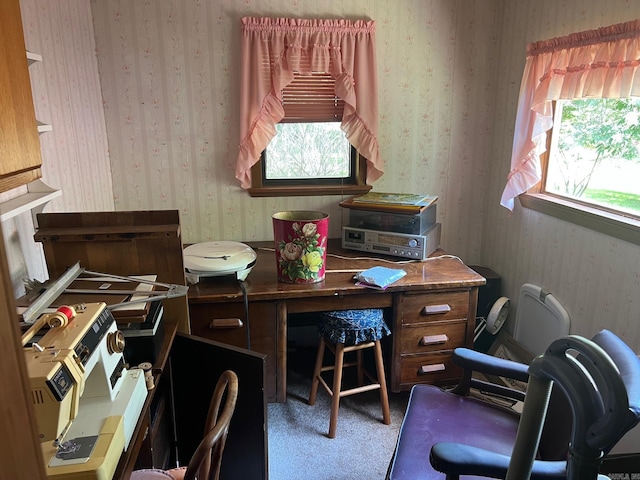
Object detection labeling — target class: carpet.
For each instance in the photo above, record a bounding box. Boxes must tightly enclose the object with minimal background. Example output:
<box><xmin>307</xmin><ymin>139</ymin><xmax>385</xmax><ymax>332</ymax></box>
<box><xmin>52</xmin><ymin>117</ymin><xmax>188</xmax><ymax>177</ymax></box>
<box><xmin>267</xmin><ymin>346</ymin><xmax>410</xmax><ymax>480</ymax></box>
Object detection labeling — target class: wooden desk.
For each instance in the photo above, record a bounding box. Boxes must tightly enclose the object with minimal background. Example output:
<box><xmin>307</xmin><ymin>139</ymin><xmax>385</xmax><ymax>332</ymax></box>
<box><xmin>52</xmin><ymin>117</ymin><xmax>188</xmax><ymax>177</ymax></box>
<box><xmin>188</xmin><ymin>240</ymin><xmax>486</xmax><ymax>403</ymax></box>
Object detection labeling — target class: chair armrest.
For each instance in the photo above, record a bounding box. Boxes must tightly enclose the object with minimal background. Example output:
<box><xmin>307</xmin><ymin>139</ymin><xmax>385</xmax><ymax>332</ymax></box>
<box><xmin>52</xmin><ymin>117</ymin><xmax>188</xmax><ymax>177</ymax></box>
<box><xmin>430</xmin><ymin>443</ymin><xmax>567</xmax><ymax>479</ymax></box>
<box><xmin>453</xmin><ymin>348</ymin><xmax>530</xmax><ymax>382</ymax></box>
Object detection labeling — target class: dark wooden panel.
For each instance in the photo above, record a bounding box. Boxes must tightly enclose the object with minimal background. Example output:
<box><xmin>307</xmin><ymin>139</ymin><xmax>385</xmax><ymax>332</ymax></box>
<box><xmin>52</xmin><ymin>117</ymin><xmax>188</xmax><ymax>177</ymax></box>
<box><xmin>189</xmin><ymin>301</ymin><xmax>277</xmax><ymax>402</ymax></box>
<box><xmin>171</xmin><ymin>334</ymin><xmax>267</xmax><ymax>480</ymax></box>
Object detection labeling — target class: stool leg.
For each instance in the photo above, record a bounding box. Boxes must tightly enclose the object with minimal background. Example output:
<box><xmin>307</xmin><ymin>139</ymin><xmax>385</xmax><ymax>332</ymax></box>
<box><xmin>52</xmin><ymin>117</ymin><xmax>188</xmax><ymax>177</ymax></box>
<box><xmin>356</xmin><ymin>349</ymin><xmax>364</xmax><ymax>386</ymax></box>
<box><xmin>374</xmin><ymin>340</ymin><xmax>391</xmax><ymax>425</ymax></box>
<box><xmin>308</xmin><ymin>338</ymin><xmax>325</xmax><ymax>406</ymax></box>
<box><xmin>328</xmin><ymin>342</ymin><xmax>345</xmax><ymax>438</ymax></box>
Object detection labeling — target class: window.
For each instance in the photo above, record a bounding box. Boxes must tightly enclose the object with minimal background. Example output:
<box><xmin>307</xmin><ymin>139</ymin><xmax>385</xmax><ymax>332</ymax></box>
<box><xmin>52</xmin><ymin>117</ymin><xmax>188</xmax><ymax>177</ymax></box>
<box><xmin>502</xmin><ymin>19</ymin><xmax>640</xmax><ymax>245</ymax></box>
<box><xmin>543</xmin><ymin>98</ymin><xmax>640</xmax><ymax>218</ymax></box>
<box><xmin>262</xmin><ymin>123</ymin><xmax>355</xmax><ymax>184</ymax></box>
<box><xmin>254</xmin><ymin>68</ymin><xmax>364</xmax><ymax>192</ymax></box>
<box><xmin>236</xmin><ymin>17</ymin><xmax>383</xmax><ymax>196</ymax></box>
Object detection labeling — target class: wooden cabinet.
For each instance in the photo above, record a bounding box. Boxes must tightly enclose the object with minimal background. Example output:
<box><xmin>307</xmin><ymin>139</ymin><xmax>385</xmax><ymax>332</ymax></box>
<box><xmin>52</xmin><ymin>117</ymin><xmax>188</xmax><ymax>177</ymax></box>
<box><xmin>189</xmin><ymin>301</ymin><xmax>278</xmax><ymax>402</ymax></box>
<box><xmin>0</xmin><ymin>0</ymin><xmax>42</xmax><ymax>193</ymax></box>
<box><xmin>391</xmin><ymin>289</ymin><xmax>477</xmax><ymax>391</ymax></box>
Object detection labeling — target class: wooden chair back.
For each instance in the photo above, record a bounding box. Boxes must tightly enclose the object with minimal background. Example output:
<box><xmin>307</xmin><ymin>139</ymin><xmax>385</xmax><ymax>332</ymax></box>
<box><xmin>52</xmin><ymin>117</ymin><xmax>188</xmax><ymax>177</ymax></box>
<box><xmin>183</xmin><ymin>370</ymin><xmax>239</xmax><ymax>480</ymax></box>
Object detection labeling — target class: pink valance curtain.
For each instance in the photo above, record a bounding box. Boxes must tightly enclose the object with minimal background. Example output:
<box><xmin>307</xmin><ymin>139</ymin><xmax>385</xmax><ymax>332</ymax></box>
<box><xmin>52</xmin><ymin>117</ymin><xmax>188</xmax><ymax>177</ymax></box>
<box><xmin>235</xmin><ymin>17</ymin><xmax>384</xmax><ymax>189</ymax></box>
<box><xmin>501</xmin><ymin>19</ymin><xmax>640</xmax><ymax>210</ymax></box>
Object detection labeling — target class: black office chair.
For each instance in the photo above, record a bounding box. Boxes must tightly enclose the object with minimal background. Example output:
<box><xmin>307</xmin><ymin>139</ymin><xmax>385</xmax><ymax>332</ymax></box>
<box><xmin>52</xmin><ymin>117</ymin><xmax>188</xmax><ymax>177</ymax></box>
<box><xmin>387</xmin><ymin>329</ymin><xmax>640</xmax><ymax>480</ymax></box>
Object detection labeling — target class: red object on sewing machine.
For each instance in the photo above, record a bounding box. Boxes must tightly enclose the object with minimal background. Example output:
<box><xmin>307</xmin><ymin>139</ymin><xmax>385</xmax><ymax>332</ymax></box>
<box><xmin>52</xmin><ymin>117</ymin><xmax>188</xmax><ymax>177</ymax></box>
<box><xmin>55</xmin><ymin>305</ymin><xmax>76</xmax><ymax>326</ymax></box>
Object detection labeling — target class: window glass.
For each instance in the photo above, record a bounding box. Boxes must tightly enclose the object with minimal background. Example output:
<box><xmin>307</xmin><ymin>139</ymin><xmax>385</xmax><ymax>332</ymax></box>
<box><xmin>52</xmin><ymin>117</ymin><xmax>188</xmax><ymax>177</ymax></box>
<box><xmin>264</xmin><ymin>122</ymin><xmax>351</xmax><ymax>181</ymax></box>
<box><xmin>546</xmin><ymin>98</ymin><xmax>640</xmax><ymax>218</ymax></box>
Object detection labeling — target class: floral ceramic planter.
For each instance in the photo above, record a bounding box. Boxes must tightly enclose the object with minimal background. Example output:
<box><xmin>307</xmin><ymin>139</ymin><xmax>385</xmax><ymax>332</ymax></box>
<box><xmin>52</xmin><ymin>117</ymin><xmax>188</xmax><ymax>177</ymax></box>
<box><xmin>272</xmin><ymin>211</ymin><xmax>329</xmax><ymax>283</ymax></box>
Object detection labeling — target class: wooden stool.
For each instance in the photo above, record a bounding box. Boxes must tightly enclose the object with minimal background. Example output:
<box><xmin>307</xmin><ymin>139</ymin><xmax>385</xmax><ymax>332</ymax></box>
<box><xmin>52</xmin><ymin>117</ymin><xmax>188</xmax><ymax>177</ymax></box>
<box><xmin>308</xmin><ymin>309</ymin><xmax>391</xmax><ymax>438</ymax></box>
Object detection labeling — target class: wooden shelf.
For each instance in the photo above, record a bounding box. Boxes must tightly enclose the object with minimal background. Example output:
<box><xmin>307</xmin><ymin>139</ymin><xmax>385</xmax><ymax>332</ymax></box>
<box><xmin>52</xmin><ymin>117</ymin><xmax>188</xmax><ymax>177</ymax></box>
<box><xmin>28</xmin><ymin>57</ymin><xmax>52</xmax><ymax>134</ymax></box>
<box><xmin>0</xmin><ymin>179</ymin><xmax>61</xmax><ymax>223</ymax></box>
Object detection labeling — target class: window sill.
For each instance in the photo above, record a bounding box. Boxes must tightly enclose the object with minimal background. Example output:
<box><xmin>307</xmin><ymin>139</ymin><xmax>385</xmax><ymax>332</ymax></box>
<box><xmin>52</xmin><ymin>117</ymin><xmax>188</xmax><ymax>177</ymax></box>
<box><xmin>519</xmin><ymin>193</ymin><xmax>640</xmax><ymax>246</ymax></box>
<box><xmin>248</xmin><ymin>184</ymin><xmax>371</xmax><ymax>197</ymax></box>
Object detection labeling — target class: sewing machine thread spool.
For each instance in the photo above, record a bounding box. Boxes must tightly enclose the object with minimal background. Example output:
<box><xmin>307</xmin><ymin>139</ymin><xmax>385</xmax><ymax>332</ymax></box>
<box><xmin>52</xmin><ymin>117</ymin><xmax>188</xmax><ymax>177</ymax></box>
<box><xmin>47</xmin><ymin>305</ymin><xmax>77</xmax><ymax>328</ymax></box>
<box><xmin>138</xmin><ymin>362</ymin><xmax>155</xmax><ymax>390</ymax></box>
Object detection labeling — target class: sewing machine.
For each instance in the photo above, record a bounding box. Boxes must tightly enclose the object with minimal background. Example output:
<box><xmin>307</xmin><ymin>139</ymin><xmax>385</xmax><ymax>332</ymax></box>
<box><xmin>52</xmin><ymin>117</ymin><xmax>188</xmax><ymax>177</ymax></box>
<box><xmin>23</xmin><ymin>302</ymin><xmax>148</xmax><ymax>480</ymax></box>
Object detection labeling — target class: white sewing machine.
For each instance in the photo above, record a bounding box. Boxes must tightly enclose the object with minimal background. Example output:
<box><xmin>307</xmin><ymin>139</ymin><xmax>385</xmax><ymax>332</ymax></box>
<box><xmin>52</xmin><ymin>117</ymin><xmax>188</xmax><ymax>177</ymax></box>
<box><xmin>23</xmin><ymin>302</ymin><xmax>148</xmax><ymax>480</ymax></box>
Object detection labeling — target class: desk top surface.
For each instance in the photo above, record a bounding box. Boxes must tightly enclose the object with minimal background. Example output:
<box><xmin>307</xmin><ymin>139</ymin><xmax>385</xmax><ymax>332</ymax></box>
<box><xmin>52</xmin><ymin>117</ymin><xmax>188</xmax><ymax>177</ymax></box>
<box><xmin>188</xmin><ymin>240</ymin><xmax>485</xmax><ymax>303</ymax></box>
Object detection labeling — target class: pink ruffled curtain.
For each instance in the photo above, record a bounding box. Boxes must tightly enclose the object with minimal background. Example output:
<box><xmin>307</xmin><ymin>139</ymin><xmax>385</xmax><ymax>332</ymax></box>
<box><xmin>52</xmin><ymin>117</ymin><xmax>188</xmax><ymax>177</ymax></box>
<box><xmin>235</xmin><ymin>17</ymin><xmax>384</xmax><ymax>189</ymax></box>
<box><xmin>501</xmin><ymin>19</ymin><xmax>640</xmax><ymax>210</ymax></box>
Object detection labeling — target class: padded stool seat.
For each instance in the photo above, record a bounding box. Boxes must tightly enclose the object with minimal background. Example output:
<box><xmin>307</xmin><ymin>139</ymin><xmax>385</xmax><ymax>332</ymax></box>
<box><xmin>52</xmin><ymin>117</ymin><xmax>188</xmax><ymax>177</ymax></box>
<box><xmin>309</xmin><ymin>308</ymin><xmax>391</xmax><ymax>438</ymax></box>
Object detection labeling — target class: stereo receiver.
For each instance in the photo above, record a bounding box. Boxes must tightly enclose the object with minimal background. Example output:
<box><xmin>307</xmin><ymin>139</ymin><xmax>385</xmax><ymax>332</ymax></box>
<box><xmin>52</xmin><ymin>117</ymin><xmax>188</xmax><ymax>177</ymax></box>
<box><xmin>342</xmin><ymin>223</ymin><xmax>441</xmax><ymax>260</ymax></box>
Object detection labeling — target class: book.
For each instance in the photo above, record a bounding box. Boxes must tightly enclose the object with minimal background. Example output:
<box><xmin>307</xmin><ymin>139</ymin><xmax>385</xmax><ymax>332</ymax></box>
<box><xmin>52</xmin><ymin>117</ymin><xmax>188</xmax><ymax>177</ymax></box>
<box><xmin>352</xmin><ymin>192</ymin><xmax>437</xmax><ymax>207</ymax></box>
<box><xmin>355</xmin><ymin>266</ymin><xmax>407</xmax><ymax>290</ymax></box>
<box><xmin>121</xmin><ymin>301</ymin><xmax>164</xmax><ymax>337</ymax></box>
<box><xmin>340</xmin><ymin>193</ymin><xmax>437</xmax><ymax>214</ymax></box>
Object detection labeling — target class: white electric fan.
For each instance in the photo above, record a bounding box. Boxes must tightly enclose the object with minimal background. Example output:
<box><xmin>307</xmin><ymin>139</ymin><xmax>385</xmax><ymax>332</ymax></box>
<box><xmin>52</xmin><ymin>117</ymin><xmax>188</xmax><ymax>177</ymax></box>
<box><xmin>474</xmin><ymin>296</ymin><xmax>510</xmax><ymax>342</ymax></box>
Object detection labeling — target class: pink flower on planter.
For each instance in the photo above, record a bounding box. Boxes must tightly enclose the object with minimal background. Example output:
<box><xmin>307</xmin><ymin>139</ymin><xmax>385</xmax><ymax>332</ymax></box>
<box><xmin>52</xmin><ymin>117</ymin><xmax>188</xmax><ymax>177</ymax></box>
<box><xmin>302</xmin><ymin>222</ymin><xmax>317</xmax><ymax>237</ymax></box>
<box><xmin>281</xmin><ymin>242</ymin><xmax>303</xmax><ymax>261</ymax></box>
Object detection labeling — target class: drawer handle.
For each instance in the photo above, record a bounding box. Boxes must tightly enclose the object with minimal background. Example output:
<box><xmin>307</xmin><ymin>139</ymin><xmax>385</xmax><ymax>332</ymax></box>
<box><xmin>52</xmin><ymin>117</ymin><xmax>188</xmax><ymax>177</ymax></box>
<box><xmin>422</xmin><ymin>304</ymin><xmax>451</xmax><ymax>315</ymax></box>
<box><xmin>209</xmin><ymin>318</ymin><xmax>244</xmax><ymax>329</ymax></box>
<box><xmin>418</xmin><ymin>363</ymin><xmax>446</xmax><ymax>375</ymax></box>
<box><xmin>419</xmin><ymin>334</ymin><xmax>449</xmax><ymax>346</ymax></box>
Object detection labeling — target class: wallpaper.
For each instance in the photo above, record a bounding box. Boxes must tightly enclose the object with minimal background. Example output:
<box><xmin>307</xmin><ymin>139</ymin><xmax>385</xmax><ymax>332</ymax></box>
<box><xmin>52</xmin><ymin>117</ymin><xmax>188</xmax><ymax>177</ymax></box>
<box><xmin>89</xmin><ymin>0</ymin><xmax>498</xmax><ymax>261</ymax></box>
<box><xmin>20</xmin><ymin>0</ymin><xmax>113</xmax><ymax>213</ymax></box>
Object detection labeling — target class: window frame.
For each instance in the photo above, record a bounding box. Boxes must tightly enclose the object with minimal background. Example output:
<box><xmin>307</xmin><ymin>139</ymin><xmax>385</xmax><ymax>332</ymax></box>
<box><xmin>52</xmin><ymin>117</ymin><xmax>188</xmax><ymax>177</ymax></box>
<box><xmin>246</xmin><ymin>67</ymin><xmax>371</xmax><ymax>198</ymax></box>
<box><xmin>520</xmin><ymin>100</ymin><xmax>640</xmax><ymax>246</ymax></box>
<box><xmin>248</xmin><ymin>149</ymin><xmax>370</xmax><ymax>197</ymax></box>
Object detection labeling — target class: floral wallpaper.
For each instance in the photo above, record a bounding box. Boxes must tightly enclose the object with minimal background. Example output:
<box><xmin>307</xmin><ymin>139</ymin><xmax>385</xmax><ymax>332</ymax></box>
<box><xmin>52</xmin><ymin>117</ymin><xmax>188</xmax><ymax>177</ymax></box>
<box><xmin>89</xmin><ymin>0</ymin><xmax>498</xmax><ymax>263</ymax></box>
<box><xmin>20</xmin><ymin>0</ymin><xmax>113</xmax><ymax>214</ymax></box>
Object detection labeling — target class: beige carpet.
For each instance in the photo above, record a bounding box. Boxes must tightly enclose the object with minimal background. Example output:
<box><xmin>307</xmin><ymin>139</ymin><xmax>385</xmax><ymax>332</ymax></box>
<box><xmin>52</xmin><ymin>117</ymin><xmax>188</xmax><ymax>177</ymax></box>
<box><xmin>267</xmin><ymin>346</ymin><xmax>410</xmax><ymax>480</ymax></box>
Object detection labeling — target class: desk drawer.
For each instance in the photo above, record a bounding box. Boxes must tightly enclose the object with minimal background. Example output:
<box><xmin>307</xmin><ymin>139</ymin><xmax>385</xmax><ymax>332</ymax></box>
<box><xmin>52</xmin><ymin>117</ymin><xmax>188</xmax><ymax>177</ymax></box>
<box><xmin>400</xmin><ymin>321</ymin><xmax>467</xmax><ymax>354</ymax></box>
<box><xmin>402</xmin><ymin>291</ymin><xmax>469</xmax><ymax>325</ymax></box>
<box><xmin>189</xmin><ymin>301</ymin><xmax>277</xmax><ymax>402</ymax></box>
<box><xmin>287</xmin><ymin>293</ymin><xmax>392</xmax><ymax>314</ymax></box>
<box><xmin>399</xmin><ymin>351</ymin><xmax>462</xmax><ymax>386</ymax></box>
